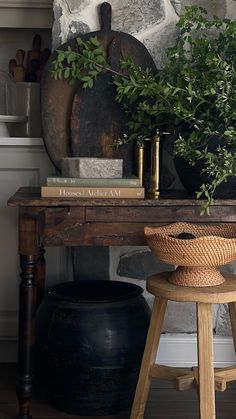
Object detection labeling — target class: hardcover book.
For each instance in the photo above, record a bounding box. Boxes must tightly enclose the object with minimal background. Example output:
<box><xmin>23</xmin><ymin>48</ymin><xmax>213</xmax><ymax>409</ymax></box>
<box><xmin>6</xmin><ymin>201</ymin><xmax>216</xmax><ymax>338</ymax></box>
<box><xmin>47</xmin><ymin>176</ymin><xmax>141</xmax><ymax>188</ymax></box>
<box><xmin>41</xmin><ymin>186</ymin><xmax>145</xmax><ymax>199</ymax></box>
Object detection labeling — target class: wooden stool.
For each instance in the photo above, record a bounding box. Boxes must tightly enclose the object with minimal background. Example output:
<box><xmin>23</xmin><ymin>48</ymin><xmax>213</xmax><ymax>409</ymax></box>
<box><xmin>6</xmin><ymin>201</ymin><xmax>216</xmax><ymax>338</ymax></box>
<box><xmin>130</xmin><ymin>272</ymin><xmax>236</xmax><ymax>419</ymax></box>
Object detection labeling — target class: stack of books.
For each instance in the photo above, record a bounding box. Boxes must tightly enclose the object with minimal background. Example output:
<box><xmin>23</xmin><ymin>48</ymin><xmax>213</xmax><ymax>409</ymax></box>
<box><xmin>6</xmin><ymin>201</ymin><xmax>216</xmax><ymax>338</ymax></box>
<box><xmin>41</xmin><ymin>175</ymin><xmax>145</xmax><ymax>199</ymax></box>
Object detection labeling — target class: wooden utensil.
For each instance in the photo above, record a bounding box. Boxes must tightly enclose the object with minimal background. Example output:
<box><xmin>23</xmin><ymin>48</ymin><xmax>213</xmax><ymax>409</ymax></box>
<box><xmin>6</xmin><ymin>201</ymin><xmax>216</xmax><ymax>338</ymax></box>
<box><xmin>13</xmin><ymin>49</ymin><xmax>25</xmax><ymax>82</ymax></box>
<box><xmin>26</xmin><ymin>34</ymin><xmax>41</xmax><ymax>82</ymax></box>
<box><xmin>9</xmin><ymin>59</ymin><xmax>16</xmax><ymax>76</ymax></box>
<box><xmin>27</xmin><ymin>34</ymin><xmax>41</xmax><ymax>65</ymax></box>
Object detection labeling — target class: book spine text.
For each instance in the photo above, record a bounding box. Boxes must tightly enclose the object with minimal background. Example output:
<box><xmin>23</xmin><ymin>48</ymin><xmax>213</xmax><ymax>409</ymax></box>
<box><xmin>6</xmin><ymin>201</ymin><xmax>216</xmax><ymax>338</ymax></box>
<box><xmin>41</xmin><ymin>187</ymin><xmax>145</xmax><ymax>199</ymax></box>
<box><xmin>47</xmin><ymin>177</ymin><xmax>140</xmax><ymax>187</ymax></box>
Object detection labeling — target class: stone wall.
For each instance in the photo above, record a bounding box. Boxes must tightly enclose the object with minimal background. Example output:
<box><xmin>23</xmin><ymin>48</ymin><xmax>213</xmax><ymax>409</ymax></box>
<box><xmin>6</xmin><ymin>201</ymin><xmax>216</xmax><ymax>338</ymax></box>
<box><xmin>51</xmin><ymin>0</ymin><xmax>236</xmax><ymax>335</ymax></box>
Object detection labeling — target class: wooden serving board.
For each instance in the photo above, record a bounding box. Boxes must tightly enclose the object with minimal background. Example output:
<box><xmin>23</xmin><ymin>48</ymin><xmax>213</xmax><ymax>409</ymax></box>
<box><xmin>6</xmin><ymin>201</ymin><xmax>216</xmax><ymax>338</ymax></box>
<box><xmin>41</xmin><ymin>2</ymin><xmax>158</xmax><ymax>173</ymax></box>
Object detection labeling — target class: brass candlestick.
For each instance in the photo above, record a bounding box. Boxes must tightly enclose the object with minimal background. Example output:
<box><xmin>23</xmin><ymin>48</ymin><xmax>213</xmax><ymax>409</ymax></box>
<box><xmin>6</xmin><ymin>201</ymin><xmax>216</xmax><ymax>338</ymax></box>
<box><xmin>135</xmin><ymin>142</ymin><xmax>145</xmax><ymax>187</ymax></box>
<box><xmin>147</xmin><ymin>130</ymin><xmax>161</xmax><ymax>198</ymax></box>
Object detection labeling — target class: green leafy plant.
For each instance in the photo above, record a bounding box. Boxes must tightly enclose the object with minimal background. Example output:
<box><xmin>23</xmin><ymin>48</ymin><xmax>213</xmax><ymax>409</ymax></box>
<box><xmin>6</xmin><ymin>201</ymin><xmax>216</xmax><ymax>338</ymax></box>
<box><xmin>51</xmin><ymin>5</ymin><xmax>236</xmax><ymax>214</ymax></box>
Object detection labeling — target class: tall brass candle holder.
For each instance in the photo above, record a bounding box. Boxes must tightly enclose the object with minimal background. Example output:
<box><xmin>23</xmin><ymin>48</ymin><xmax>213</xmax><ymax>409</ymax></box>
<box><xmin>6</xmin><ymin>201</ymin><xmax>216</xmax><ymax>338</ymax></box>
<box><xmin>135</xmin><ymin>142</ymin><xmax>145</xmax><ymax>187</ymax></box>
<box><xmin>147</xmin><ymin>130</ymin><xmax>161</xmax><ymax>198</ymax></box>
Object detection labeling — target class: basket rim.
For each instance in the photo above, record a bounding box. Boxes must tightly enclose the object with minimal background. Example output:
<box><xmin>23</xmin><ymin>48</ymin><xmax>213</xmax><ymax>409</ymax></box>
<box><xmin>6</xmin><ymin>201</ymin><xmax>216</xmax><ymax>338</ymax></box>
<box><xmin>145</xmin><ymin>234</ymin><xmax>236</xmax><ymax>243</ymax></box>
<box><xmin>144</xmin><ymin>222</ymin><xmax>236</xmax><ymax>243</ymax></box>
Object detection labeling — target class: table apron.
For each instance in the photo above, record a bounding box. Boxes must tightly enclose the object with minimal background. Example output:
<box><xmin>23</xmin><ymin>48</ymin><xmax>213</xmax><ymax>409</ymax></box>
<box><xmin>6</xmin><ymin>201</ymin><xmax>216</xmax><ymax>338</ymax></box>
<box><xmin>19</xmin><ymin>205</ymin><xmax>236</xmax><ymax>249</ymax></box>
<box><xmin>42</xmin><ymin>221</ymin><xmax>154</xmax><ymax>246</ymax></box>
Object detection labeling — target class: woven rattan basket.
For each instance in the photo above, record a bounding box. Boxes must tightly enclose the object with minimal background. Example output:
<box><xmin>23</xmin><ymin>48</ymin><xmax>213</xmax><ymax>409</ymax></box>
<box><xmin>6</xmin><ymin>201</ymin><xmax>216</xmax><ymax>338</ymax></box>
<box><xmin>145</xmin><ymin>222</ymin><xmax>236</xmax><ymax>287</ymax></box>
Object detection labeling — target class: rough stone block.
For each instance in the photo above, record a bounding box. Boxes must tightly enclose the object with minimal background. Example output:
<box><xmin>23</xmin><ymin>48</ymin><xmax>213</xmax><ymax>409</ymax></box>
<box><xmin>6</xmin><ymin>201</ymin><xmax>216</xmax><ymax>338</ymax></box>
<box><xmin>170</xmin><ymin>0</ymin><xmax>181</xmax><ymax>15</ymax></box>
<box><xmin>215</xmin><ymin>303</ymin><xmax>232</xmax><ymax>336</ymax></box>
<box><xmin>180</xmin><ymin>0</ymin><xmax>226</xmax><ymax>19</ymax></box>
<box><xmin>64</xmin><ymin>0</ymin><xmax>90</xmax><ymax>14</ymax></box>
<box><xmin>143</xmin><ymin>21</ymin><xmax>179</xmax><ymax>69</ymax></box>
<box><xmin>214</xmin><ymin>263</ymin><xmax>236</xmax><ymax>336</ymax></box>
<box><xmin>117</xmin><ymin>249</ymin><xmax>174</xmax><ymax>279</ymax></box>
<box><xmin>71</xmin><ymin>246</ymin><xmax>110</xmax><ymax>281</ymax></box>
<box><xmin>61</xmin><ymin>157</ymin><xmax>123</xmax><ymax>178</ymax></box>
<box><xmin>52</xmin><ymin>4</ymin><xmax>63</xmax><ymax>51</ymax></box>
<box><xmin>220</xmin><ymin>262</ymin><xmax>236</xmax><ymax>274</ymax></box>
<box><xmin>162</xmin><ymin>301</ymin><xmax>219</xmax><ymax>333</ymax></box>
<box><xmin>112</xmin><ymin>0</ymin><xmax>165</xmax><ymax>34</ymax></box>
<box><xmin>68</xmin><ymin>21</ymin><xmax>90</xmax><ymax>41</ymax></box>
<box><xmin>163</xmin><ymin>301</ymin><xmax>197</xmax><ymax>333</ymax></box>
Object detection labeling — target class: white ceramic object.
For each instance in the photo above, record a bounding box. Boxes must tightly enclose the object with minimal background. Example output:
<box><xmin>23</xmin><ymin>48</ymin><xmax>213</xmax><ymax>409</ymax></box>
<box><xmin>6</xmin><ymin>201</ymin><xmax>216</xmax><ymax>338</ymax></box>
<box><xmin>0</xmin><ymin>115</ymin><xmax>26</xmax><ymax>123</ymax></box>
<box><xmin>15</xmin><ymin>83</ymin><xmax>42</xmax><ymax>137</ymax></box>
<box><xmin>0</xmin><ymin>121</ymin><xmax>9</xmax><ymax>136</ymax></box>
<box><xmin>0</xmin><ymin>115</ymin><xmax>27</xmax><ymax>137</ymax></box>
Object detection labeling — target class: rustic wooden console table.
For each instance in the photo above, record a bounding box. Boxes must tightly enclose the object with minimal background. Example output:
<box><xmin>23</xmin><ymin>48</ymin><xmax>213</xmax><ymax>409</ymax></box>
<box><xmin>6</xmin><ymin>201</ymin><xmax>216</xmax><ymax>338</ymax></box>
<box><xmin>7</xmin><ymin>187</ymin><xmax>236</xmax><ymax>419</ymax></box>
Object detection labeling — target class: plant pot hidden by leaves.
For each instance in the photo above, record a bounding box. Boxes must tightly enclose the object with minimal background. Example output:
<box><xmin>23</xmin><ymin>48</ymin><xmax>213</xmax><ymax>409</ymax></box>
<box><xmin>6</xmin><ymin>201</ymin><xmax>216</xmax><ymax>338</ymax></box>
<box><xmin>174</xmin><ymin>155</ymin><xmax>236</xmax><ymax>199</ymax></box>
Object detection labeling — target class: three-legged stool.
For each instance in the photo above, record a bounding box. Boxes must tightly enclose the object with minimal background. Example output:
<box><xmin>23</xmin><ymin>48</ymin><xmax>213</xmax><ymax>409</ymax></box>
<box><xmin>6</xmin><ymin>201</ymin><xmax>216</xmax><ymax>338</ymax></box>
<box><xmin>131</xmin><ymin>272</ymin><xmax>236</xmax><ymax>419</ymax></box>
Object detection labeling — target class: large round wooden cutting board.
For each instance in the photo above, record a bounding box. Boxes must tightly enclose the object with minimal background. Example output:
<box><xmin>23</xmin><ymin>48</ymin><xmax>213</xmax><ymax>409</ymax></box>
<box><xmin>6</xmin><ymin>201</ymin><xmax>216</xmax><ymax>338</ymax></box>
<box><xmin>41</xmin><ymin>2</ymin><xmax>158</xmax><ymax>172</ymax></box>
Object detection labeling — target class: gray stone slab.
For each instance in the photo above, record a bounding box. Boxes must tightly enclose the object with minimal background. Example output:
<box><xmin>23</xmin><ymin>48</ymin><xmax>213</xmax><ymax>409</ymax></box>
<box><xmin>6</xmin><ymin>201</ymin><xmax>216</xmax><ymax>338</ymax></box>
<box><xmin>180</xmin><ymin>0</ymin><xmax>226</xmax><ymax>19</ymax></box>
<box><xmin>215</xmin><ymin>303</ymin><xmax>232</xmax><ymax>336</ymax></box>
<box><xmin>68</xmin><ymin>21</ymin><xmax>90</xmax><ymax>40</ymax></box>
<box><xmin>117</xmin><ymin>249</ymin><xmax>174</xmax><ymax>280</ymax></box>
<box><xmin>64</xmin><ymin>0</ymin><xmax>91</xmax><ymax>14</ymax></box>
<box><xmin>52</xmin><ymin>4</ymin><xmax>63</xmax><ymax>51</ymax></box>
<box><xmin>61</xmin><ymin>157</ymin><xmax>123</xmax><ymax>178</ymax></box>
<box><xmin>163</xmin><ymin>301</ymin><xmax>197</xmax><ymax>333</ymax></box>
<box><xmin>170</xmin><ymin>0</ymin><xmax>181</xmax><ymax>15</ymax></box>
<box><xmin>71</xmin><ymin>246</ymin><xmax>110</xmax><ymax>281</ymax></box>
<box><xmin>112</xmin><ymin>0</ymin><xmax>165</xmax><ymax>34</ymax></box>
<box><xmin>163</xmin><ymin>301</ymin><xmax>218</xmax><ymax>333</ymax></box>
<box><xmin>143</xmin><ymin>22</ymin><xmax>179</xmax><ymax>69</ymax></box>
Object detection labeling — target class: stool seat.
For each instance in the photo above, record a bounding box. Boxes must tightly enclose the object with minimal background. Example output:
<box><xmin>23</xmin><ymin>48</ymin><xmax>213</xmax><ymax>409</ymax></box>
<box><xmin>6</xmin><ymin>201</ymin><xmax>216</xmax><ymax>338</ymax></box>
<box><xmin>131</xmin><ymin>272</ymin><xmax>236</xmax><ymax>419</ymax></box>
<box><xmin>147</xmin><ymin>272</ymin><xmax>236</xmax><ymax>304</ymax></box>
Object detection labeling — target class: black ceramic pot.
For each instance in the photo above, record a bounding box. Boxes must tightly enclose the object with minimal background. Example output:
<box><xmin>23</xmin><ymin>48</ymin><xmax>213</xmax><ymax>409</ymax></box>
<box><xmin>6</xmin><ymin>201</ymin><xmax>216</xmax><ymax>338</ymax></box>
<box><xmin>174</xmin><ymin>140</ymin><xmax>236</xmax><ymax>199</ymax></box>
<box><xmin>35</xmin><ymin>280</ymin><xmax>150</xmax><ymax>416</ymax></box>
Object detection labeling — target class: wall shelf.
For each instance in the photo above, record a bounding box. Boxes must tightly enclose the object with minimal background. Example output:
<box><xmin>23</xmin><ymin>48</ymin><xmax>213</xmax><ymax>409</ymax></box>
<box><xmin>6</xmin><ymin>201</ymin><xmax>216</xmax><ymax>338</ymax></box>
<box><xmin>0</xmin><ymin>0</ymin><xmax>52</xmax><ymax>28</ymax></box>
<box><xmin>0</xmin><ymin>137</ymin><xmax>44</xmax><ymax>146</ymax></box>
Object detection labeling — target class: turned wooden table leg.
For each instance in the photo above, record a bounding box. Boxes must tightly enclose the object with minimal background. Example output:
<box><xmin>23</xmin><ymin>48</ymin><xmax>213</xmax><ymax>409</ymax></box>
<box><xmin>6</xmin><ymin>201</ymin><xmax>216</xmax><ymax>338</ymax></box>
<box><xmin>36</xmin><ymin>247</ymin><xmax>45</xmax><ymax>308</ymax></box>
<box><xmin>197</xmin><ymin>302</ymin><xmax>215</xmax><ymax>419</ymax></box>
<box><xmin>16</xmin><ymin>254</ymin><xmax>37</xmax><ymax>419</ymax></box>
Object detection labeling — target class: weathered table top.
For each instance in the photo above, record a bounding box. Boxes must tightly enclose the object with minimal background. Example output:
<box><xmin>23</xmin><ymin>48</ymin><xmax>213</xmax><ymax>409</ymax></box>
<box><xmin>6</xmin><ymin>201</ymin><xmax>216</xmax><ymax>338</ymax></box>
<box><xmin>8</xmin><ymin>186</ymin><xmax>236</xmax><ymax>208</ymax></box>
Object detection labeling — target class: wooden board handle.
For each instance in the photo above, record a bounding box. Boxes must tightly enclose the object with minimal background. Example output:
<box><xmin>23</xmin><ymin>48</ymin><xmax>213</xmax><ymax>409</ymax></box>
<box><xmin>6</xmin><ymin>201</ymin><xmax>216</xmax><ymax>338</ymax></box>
<box><xmin>100</xmin><ymin>2</ymin><xmax>112</xmax><ymax>31</ymax></box>
<box><xmin>108</xmin><ymin>38</ymin><xmax>120</xmax><ymax>71</ymax></box>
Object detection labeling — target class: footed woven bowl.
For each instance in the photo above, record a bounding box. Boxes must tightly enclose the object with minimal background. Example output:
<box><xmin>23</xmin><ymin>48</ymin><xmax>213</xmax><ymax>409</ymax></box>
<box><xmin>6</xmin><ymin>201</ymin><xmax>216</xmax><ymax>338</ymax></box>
<box><xmin>145</xmin><ymin>222</ymin><xmax>236</xmax><ymax>287</ymax></box>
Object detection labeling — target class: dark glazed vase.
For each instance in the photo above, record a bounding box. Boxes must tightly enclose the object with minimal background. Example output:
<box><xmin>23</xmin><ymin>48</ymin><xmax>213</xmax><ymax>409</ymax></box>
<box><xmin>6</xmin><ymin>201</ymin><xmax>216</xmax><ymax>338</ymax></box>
<box><xmin>35</xmin><ymin>280</ymin><xmax>150</xmax><ymax>415</ymax></box>
<box><xmin>174</xmin><ymin>155</ymin><xmax>236</xmax><ymax>199</ymax></box>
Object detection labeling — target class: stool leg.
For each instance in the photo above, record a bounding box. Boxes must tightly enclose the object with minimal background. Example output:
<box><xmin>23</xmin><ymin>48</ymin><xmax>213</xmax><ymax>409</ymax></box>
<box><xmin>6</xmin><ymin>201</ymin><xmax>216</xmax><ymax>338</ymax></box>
<box><xmin>197</xmin><ymin>303</ymin><xmax>215</xmax><ymax>419</ymax></box>
<box><xmin>130</xmin><ymin>296</ymin><xmax>168</xmax><ymax>419</ymax></box>
<box><xmin>228</xmin><ymin>302</ymin><xmax>236</xmax><ymax>353</ymax></box>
